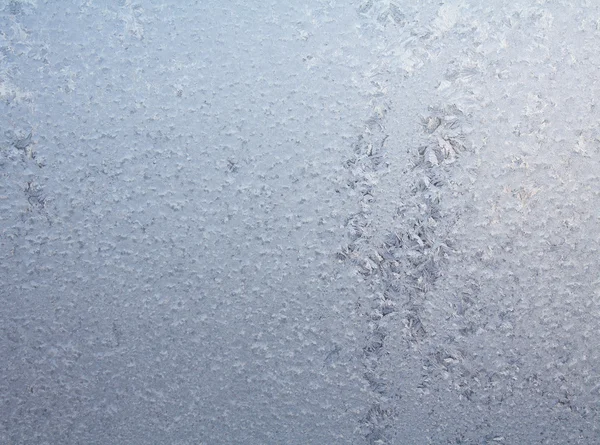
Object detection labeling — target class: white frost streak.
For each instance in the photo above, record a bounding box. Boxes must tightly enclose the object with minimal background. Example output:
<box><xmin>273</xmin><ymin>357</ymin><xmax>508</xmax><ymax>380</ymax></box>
<box><xmin>431</xmin><ymin>2</ymin><xmax>463</xmax><ymax>35</ymax></box>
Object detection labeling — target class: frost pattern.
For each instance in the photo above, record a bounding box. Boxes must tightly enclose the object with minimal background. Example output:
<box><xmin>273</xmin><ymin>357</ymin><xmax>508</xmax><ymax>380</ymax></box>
<box><xmin>3</xmin><ymin>1</ymin><xmax>600</xmax><ymax>444</ymax></box>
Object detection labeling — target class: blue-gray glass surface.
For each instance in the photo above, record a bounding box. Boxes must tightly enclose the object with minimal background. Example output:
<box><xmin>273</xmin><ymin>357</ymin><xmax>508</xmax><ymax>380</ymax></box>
<box><xmin>2</xmin><ymin>1</ymin><xmax>600</xmax><ymax>444</ymax></box>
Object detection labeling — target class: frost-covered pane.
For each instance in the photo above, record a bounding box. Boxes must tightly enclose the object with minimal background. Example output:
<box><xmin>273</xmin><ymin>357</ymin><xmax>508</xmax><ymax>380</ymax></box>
<box><xmin>2</xmin><ymin>1</ymin><xmax>600</xmax><ymax>444</ymax></box>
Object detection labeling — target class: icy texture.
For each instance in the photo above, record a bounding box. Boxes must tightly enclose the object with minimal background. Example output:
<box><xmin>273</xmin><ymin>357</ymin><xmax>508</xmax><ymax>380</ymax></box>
<box><xmin>2</xmin><ymin>0</ymin><xmax>600</xmax><ymax>444</ymax></box>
